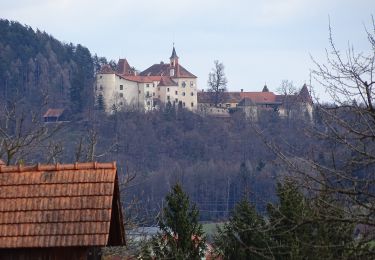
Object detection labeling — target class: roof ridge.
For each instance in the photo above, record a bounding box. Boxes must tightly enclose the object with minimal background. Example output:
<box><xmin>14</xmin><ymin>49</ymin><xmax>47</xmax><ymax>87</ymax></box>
<box><xmin>0</xmin><ymin>161</ymin><xmax>116</xmax><ymax>173</ymax></box>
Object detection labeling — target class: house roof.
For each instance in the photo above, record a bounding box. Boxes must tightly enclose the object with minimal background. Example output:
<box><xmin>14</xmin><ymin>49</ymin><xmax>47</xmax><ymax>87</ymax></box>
<box><xmin>122</xmin><ymin>75</ymin><xmax>159</xmax><ymax>83</ymax></box>
<box><xmin>197</xmin><ymin>91</ymin><xmax>281</xmax><ymax>104</ymax></box>
<box><xmin>117</xmin><ymin>59</ymin><xmax>132</xmax><ymax>76</ymax></box>
<box><xmin>0</xmin><ymin>162</ymin><xmax>125</xmax><ymax>248</ymax></box>
<box><xmin>140</xmin><ymin>63</ymin><xmax>196</xmax><ymax>78</ymax></box>
<box><xmin>197</xmin><ymin>92</ymin><xmax>242</xmax><ymax>103</ymax></box>
<box><xmin>239</xmin><ymin>92</ymin><xmax>279</xmax><ymax>104</ymax></box>
<box><xmin>99</xmin><ymin>64</ymin><xmax>115</xmax><ymax>74</ymax></box>
<box><xmin>170</xmin><ymin>46</ymin><xmax>179</xmax><ymax>59</ymax></box>
<box><xmin>298</xmin><ymin>84</ymin><xmax>313</xmax><ymax>103</ymax></box>
<box><xmin>158</xmin><ymin>77</ymin><xmax>178</xmax><ymax>86</ymax></box>
<box><xmin>43</xmin><ymin>109</ymin><xmax>64</xmax><ymax>118</ymax></box>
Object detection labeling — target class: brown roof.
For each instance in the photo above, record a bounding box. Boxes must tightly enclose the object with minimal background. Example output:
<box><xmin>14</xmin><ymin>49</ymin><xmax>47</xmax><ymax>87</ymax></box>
<box><xmin>140</xmin><ymin>63</ymin><xmax>196</xmax><ymax>78</ymax></box>
<box><xmin>43</xmin><ymin>109</ymin><xmax>64</xmax><ymax>118</ymax></box>
<box><xmin>158</xmin><ymin>77</ymin><xmax>178</xmax><ymax>86</ymax></box>
<box><xmin>239</xmin><ymin>92</ymin><xmax>278</xmax><ymax>103</ymax></box>
<box><xmin>0</xmin><ymin>162</ymin><xmax>125</xmax><ymax>248</ymax></box>
<box><xmin>122</xmin><ymin>75</ymin><xmax>160</xmax><ymax>83</ymax></box>
<box><xmin>197</xmin><ymin>92</ymin><xmax>242</xmax><ymax>103</ymax></box>
<box><xmin>99</xmin><ymin>64</ymin><xmax>115</xmax><ymax>74</ymax></box>
<box><xmin>117</xmin><ymin>59</ymin><xmax>133</xmax><ymax>76</ymax></box>
<box><xmin>298</xmin><ymin>84</ymin><xmax>313</xmax><ymax>103</ymax></box>
<box><xmin>198</xmin><ymin>91</ymin><xmax>280</xmax><ymax>104</ymax></box>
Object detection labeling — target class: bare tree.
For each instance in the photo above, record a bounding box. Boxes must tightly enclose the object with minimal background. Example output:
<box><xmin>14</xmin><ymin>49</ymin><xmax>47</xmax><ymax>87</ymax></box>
<box><xmin>248</xmin><ymin>18</ymin><xmax>375</xmax><ymax>257</ymax></box>
<box><xmin>0</xmin><ymin>100</ymin><xmax>62</xmax><ymax>165</ymax></box>
<box><xmin>207</xmin><ymin>60</ymin><xmax>228</xmax><ymax>107</ymax></box>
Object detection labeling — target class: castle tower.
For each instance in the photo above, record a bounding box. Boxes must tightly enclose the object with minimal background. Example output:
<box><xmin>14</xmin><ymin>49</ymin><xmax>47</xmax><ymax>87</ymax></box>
<box><xmin>169</xmin><ymin>45</ymin><xmax>179</xmax><ymax>77</ymax></box>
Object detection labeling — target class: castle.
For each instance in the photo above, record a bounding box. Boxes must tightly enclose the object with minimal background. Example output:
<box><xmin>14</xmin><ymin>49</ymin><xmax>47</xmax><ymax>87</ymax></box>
<box><xmin>95</xmin><ymin>47</ymin><xmax>313</xmax><ymax>121</ymax></box>
<box><xmin>95</xmin><ymin>47</ymin><xmax>198</xmax><ymax>113</ymax></box>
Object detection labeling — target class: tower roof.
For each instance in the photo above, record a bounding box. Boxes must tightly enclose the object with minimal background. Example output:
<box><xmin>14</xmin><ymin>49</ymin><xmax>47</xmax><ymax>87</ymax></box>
<box><xmin>170</xmin><ymin>46</ymin><xmax>179</xmax><ymax>59</ymax></box>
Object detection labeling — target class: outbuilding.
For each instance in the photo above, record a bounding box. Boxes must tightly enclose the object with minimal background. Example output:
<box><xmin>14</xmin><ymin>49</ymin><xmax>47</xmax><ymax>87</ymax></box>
<box><xmin>0</xmin><ymin>161</ymin><xmax>125</xmax><ymax>259</ymax></box>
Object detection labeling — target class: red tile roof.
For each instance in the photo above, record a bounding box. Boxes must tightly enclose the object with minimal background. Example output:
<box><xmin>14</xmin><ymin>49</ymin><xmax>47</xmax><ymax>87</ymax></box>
<box><xmin>239</xmin><ymin>92</ymin><xmax>278</xmax><ymax>103</ymax></box>
<box><xmin>43</xmin><ymin>109</ymin><xmax>64</xmax><ymax>118</ymax></box>
<box><xmin>0</xmin><ymin>162</ymin><xmax>125</xmax><ymax>248</ymax></box>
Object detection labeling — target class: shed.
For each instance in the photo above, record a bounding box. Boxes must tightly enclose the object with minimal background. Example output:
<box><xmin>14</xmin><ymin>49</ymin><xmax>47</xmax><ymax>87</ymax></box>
<box><xmin>43</xmin><ymin>108</ymin><xmax>66</xmax><ymax>122</ymax></box>
<box><xmin>0</xmin><ymin>162</ymin><xmax>125</xmax><ymax>260</ymax></box>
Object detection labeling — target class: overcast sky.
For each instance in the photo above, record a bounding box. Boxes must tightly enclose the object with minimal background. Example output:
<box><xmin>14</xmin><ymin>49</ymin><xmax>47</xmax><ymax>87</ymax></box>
<box><xmin>1</xmin><ymin>0</ymin><xmax>374</xmax><ymax>100</ymax></box>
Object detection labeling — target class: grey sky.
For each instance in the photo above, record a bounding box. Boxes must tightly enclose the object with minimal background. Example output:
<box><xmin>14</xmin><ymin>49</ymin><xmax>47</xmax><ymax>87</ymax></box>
<box><xmin>1</xmin><ymin>0</ymin><xmax>374</xmax><ymax>100</ymax></box>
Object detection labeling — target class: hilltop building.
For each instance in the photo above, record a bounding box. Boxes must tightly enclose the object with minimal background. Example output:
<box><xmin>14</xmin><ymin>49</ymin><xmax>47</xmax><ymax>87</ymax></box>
<box><xmin>95</xmin><ymin>47</ymin><xmax>198</xmax><ymax>113</ymax></box>
<box><xmin>197</xmin><ymin>84</ymin><xmax>313</xmax><ymax>121</ymax></box>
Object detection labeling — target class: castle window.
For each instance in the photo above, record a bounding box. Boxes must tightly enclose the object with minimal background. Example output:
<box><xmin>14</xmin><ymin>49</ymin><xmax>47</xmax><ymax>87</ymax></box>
<box><xmin>167</xmin><ymin>88</ymin><xmax>170</xmax><ymax>92</ymax></box>
<box><xmin>167</xmin><ymin>96</ymin><xmax>170</xmax><ymax>100</ymax></box>
<box><xmin>191</xmin><ymin>92</ymin><xmax>194</xmax><ymax>96</ymax></box>
<box><xmin>99</xmin><ymin>76</ymin><xmax>102</xmax><ymax>79</ymax></box>
<box><xmin>120</xmin><ymin>85</ymin><xmax>123</xmax><ymax>90</ymax></box>
<box><xmin>99</xmin><ymin>85</ymin><xmax>103</xmax><ymax>90</ymax></box>
<box><xmin>175</xmin><ymin>91</ymin><xmax>178</xmax><ymax>95</ymax></box>
<box><xmin>153</xmin><ymin>92</ymin><xmax>155</xmax><ymax>96</ymax></box>
<box><xmin>182</xmin><ymin>81</ymin><xmax>186</xmax><ymax>88</ymax></box>
<box><xmin>182</xmin><ymin>92</ymin><xmax>185</xmax><ymax>96</ymax></box>
<box><xmin>119</xmin><ymin>93</ymin><xmax>123</xmax><ymax>98</ymax></box>
<box><xmin>138</xmin><ymin>90</ymin><xmax>141</xmax><ymax>94</ymax></box>
<box><xmin>147</xmin><ymin>101</ymin><xmax>150</xmax><ymax>106</ymax></box>
<box><xmin>190</xmin><ymin>81</ymin><xmax>193</xmax><ymax>87</ymax></box>
<box><xmin>146</xmin><ymin>84</ymin><xmax>150</xmax><ymax>88</ymax></box>
<box><xmin>191</xmin><ymin>102</ymin><xmax>194</xmax><ymax>107</ymax></box>
<box><xmin>120</xmin><ymin>102</ymin><xmax>123</xmax><ymax>106</ymax></box>
<box><xmin>183</xmin><ymin>102</ymin><xmax>185</xmax><ymax>107</ymax></box>
<box><xmin>175</xmin><ymin>98</ymin><xmax>178</xmax><ymax>102</ymax></box>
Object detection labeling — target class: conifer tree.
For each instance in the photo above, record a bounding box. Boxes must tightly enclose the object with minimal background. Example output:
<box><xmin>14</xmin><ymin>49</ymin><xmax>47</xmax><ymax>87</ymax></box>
<box><xmin>267</xmin><ymin>181</ymin><xmax>355</xmax><ymax>259</ymax></box>
<box><xmin>142</xmin><ymin>183</ymin><xmax>206</xmax><ymax>259</ymax></box>
<box><xmin>214</xmin><ymin>199</ymin><xmax>272</xmax><ymax>260</ymax></box>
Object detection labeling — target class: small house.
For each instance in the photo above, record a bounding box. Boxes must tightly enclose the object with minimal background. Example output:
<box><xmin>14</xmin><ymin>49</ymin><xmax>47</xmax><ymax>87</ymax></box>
<box><xmin>43</xmin><ymin>108</ymin><xmax>66</xmax><ymax>122</ymax></box>
<box><xmin>0</xmin><ymin>162</ymin><xmax>125</xmax><ymax>260</ymax></box>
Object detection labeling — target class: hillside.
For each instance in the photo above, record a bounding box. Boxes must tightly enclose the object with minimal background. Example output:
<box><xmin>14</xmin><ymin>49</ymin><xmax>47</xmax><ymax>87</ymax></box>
<box><xmin>0</xmin><ymin>19</ymin><xmax>95</xmax><ymax>114</ymax></box>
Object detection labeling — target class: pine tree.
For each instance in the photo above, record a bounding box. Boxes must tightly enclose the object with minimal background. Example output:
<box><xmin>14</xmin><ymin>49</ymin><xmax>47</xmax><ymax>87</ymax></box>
<box><xmin>267</xmin><ymin>181</ymin><xmax>355</xmax><ymax>259</ymax></box>
<box><xmin>141</xmin><ymin>183</ymin><xmax>206</xmax><ymax>259</ymax></box>
<box><xmin>214</xmin><ymin>199</ymin><xmax>272</xmax><ymax>260</ymax></box>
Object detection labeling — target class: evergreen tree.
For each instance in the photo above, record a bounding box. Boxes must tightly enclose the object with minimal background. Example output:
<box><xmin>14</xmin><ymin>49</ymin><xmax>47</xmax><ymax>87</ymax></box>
<box><xmin>267</xmin><ymin>181</ymin><xmax>355</xmax><ymax>259</ymax></box>
<box><xmin>141</xmin><ymin>183</ymin><xmax>206</xmax><ymax>259</ymax></box>
<box><xmin>214</xmin><ymin>199</ymin><xmax>272</xmax><ymax>260</ymax></box>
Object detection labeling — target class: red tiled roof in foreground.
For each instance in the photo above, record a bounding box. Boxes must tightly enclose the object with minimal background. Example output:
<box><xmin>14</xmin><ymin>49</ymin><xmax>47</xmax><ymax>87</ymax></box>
<box><xmin>0</xmin><ymin>162</ymin><xmax>125</xmax><ymax>248</ymax></box>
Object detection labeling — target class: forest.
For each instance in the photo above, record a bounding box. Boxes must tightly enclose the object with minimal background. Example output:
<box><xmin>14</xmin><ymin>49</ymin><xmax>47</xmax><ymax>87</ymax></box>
<box><xmin>0</xmin><ymin>19</ymin><xmax>374</xmax><ymax>258</ymax></box>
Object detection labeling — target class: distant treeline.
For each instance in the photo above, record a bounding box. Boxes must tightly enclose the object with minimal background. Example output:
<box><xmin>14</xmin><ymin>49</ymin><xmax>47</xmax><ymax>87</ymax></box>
<box><xmin>0</xmin><ymin>19</ymin><xmax>112</xmax><ymax>115</ymax></box>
